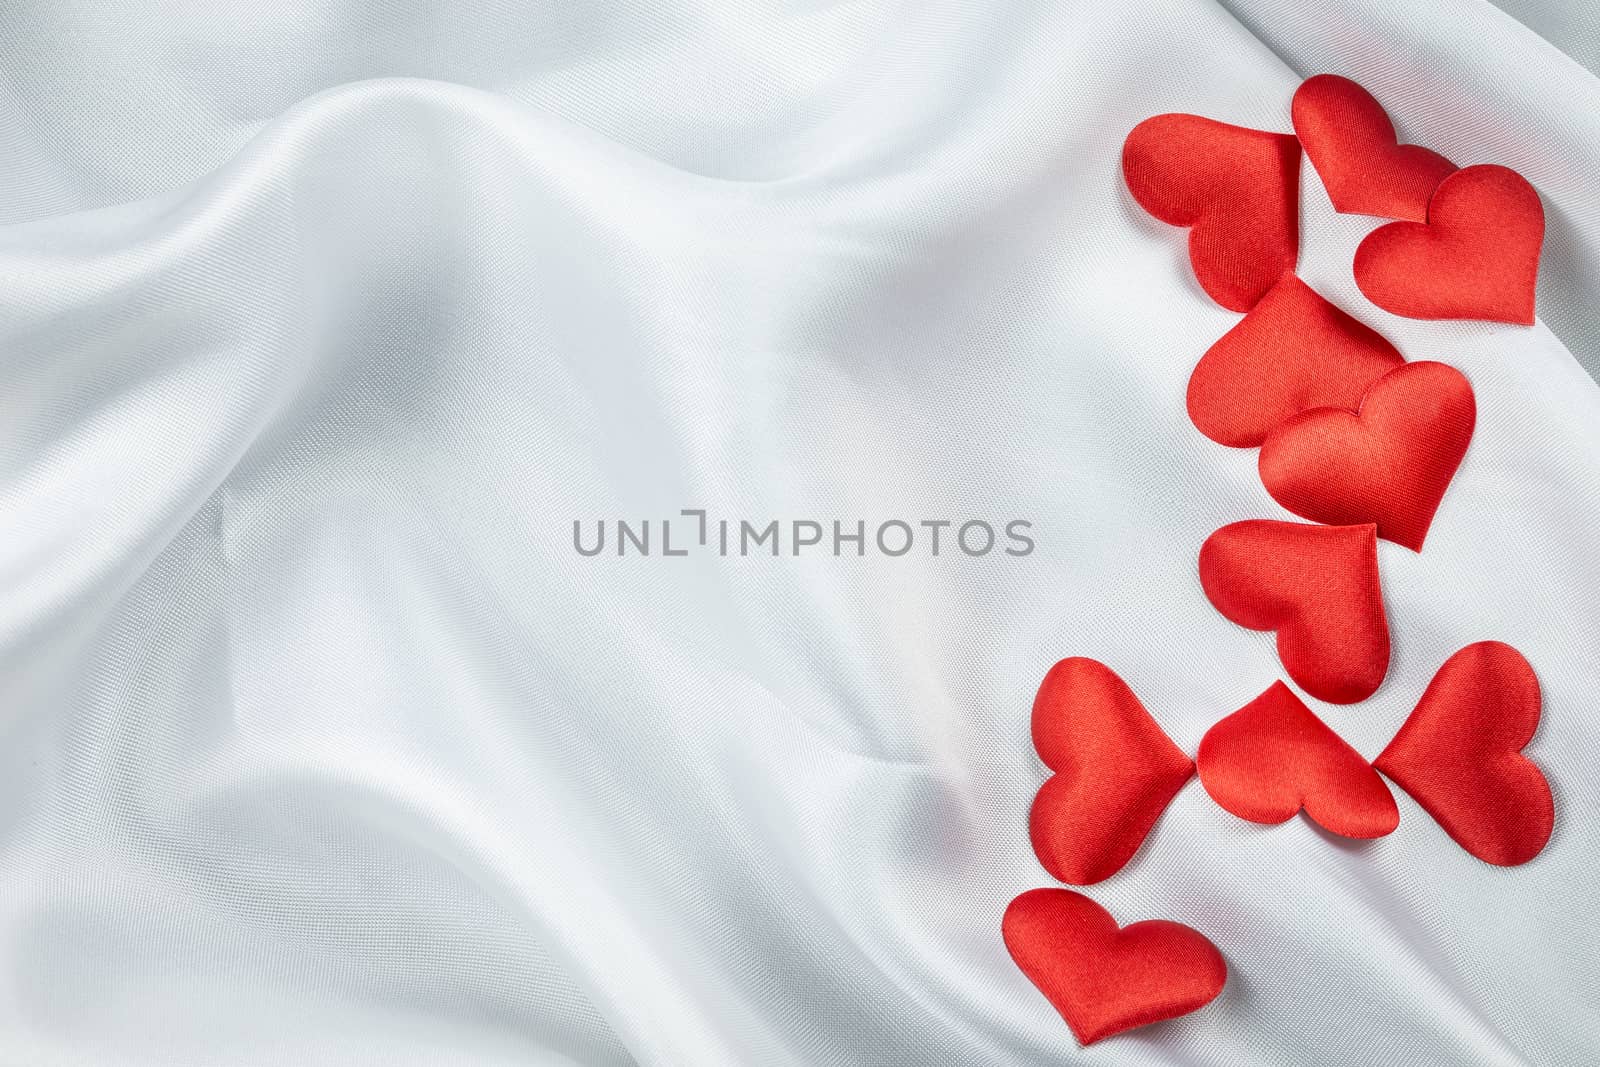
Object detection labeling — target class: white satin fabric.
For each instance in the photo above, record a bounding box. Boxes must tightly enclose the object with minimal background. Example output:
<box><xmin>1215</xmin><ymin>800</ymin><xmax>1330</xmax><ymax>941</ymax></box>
<box><xmin>3</xmin><ymin>3</ymin><xmax>1599</xmax><ymax>1065</ymax></box>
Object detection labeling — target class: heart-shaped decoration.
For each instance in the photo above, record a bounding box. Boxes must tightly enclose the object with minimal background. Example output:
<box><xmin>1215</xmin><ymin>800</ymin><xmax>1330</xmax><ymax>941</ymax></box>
<box><xmin>1123</xmin><ymin>114</ymin><xmax>1301</xmax><ymax>312</ymax></box>
<box><xmin>1003</xmin><ymin>887</ymin><xmax>1227</xmax><ymax>1046</ymax></box>
<box><xmin>1187</xmin><ymin>273</ymin><xmax>1405</xmax><ymax>447</ymax></box>
<box><xmin>1028</xmin><ymin>658</ymin><xmax>1194</xmax><ymax>885</ymax></box>
<box><xmin>1292</xmin><ymin>74</ymin><xmax>1456</xmax><ymax>222</ymax></box>
<box><xmin>1199</xmin><ymin>521</ymin><xmax>1390</xmax><ymax>705</ymax></box>
<box><xmin>1197</xmin><ymin>681</ymin><xmax>1398</xmax><ymax>837</ymax></box>
<box><xmin>1259</xmin><ymin>361</ymin><xmax>1475</xmax><ymax>551</ymax></box>
<box><xmin>1375</xmin><ymin>642</ymin><xmax>1553</xmax><ymax>866</ymax></box>
<box><xmin>1354</xmin><ymin>164</ymin><xmax>1544</xmax><ymax>324</ymax></box>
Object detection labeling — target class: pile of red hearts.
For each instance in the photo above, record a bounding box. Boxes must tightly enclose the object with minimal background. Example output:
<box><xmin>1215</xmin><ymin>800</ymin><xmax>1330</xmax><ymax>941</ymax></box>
<box><xmin>1002</xmin><ymin>75</ymin><xmax>1555</xmax><ymax>1047</ymax></box>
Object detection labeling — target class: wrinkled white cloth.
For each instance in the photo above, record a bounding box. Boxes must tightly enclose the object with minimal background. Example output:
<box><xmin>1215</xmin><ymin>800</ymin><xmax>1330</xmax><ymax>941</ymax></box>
<box><xmin>2</xmin><ymin>2</ymin><xmax>1598</xmax><ymax>1064</ymax></box>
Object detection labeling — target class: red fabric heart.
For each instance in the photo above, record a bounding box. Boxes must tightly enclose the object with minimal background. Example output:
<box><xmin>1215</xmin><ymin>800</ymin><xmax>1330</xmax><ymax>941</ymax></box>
<box><xmin>1354</xmin><ymin>164</ymin><xmax>1544</xmax><ymax>325</ymax></box>
<box><xmin>1199</xmin><ymin>521</ymin><xmax>1389</xmax><ymax>705</ymax></box>
<box><xmin>1292</xmin><ymin>74</ymin><xmax>1456</xmax><ymax>222</ymax></box>
<box><xmin>1375</xmin><ymin>642</ymin><xmax>1553</xmax><ymax>866</ymax></box>
<box><xmin>1197</xmin><ymin>681</ymin><xmax>1398</xmax><ymax>838</ymax></box>
<box><xmin>1123</xmin><ymin>114</ymin><xmax>1301</xmax><ymax>312</ymax></box>
<box><xmin>1259</xmin><ymin>361</ymin><xmax>1475</xmax><ymax>551</ymax></box>
<box><xmin>1028</xmin><ymin>658</ymin><xmax>1193</xmax><ymax>885</ymax></box>
<box><xmin>1187</xmin><ymin>273</ymin><xmax>1404</xmax><ymax>447</ymax></box>
<box><xmin>1003</xmin><ymin>887</ymin><xmax>1227</xmax><ymax>1046</ymax></box>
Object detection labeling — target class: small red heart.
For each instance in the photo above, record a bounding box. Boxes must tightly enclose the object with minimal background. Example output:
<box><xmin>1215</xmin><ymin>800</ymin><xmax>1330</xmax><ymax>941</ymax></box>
<box><xmin>1028</xmin><ymin>658</ymin><xmax>1193</xmax><ymax>885</ymax></box>
<box><xmin>1187</xmin><ymin>273</ymin><xmax>1404</xmax><ymax>447</ymax></box>
<box><xmin>1375</xmin><ymin>642</ymin><xmax>1553</xmax><ymax>866</ymax></box>
<box><xmin>1292</xmin><ymin>74</ymin><xmax>1456</xmax><ymax>222</ymax></box>
<box><xmin>1198</xmin><ymin>681</ymin><xmax>1398</xmax><ymax>838</ymax></box>
<box><xmin>1123</xmin><ymin>114</ymin><xmax>1300</xmax><ymax>312</ymax></box>
<box><xmin>1355</xmin><ymin>164</ymin><xmax>1544</xmax><ymax>325</ymax></box>
<box><xmin>1199</xmin><ymin>521</ymin><xmax>1390</xmax><ymax>705</ymax></box>
<box><xmin>1003</xmin><ymin>888</ymin><xmax>1227</xmax><ymax>1046</ymax></box>
<box><xmin>1259</xmin><ymin>361</ymin><xmax>1475</xmax><ymax>551</ymax></box>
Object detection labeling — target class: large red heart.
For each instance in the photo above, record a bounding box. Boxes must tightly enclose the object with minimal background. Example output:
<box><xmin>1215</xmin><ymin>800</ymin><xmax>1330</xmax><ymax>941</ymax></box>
<box><xmin>1259</xmin><ymin>361</ymin><xmax>1475</xmax><ymax>551</ymax></box>
<box><xmin>1028</xmin><ymin>658</ymin><xmax>1193</xmax><ymax>885</ymax></box>
<box><xmin>1187</xmin><ymin>273</ymin><xmax>1404</xmax><ymax>447</ymax></box>
<box><xmin>1197</xmin><ymin>681</ymin><xmax>1398</xmax><ymax>838</ymax></box>
<box><xmin>1292</xmin><ymin>74</ymin><xmax>1456</xmax><ymax>222</ymax></box>
<box><xmin>1002</xmin><ymin>887</ymin><xmax>1227</xmax><ymax>1046</ymax></box>
<box><xmin>1199</xmin><ymin>521</ymin><xmax>1389</xmax><ymax>705</ymax></box>
<box><xmin>1354</xmin><ymin>164</ymin><xmax>1544</xmax><ymax>325</ymax></box>
<box><xmin>1375</xmin><ymin>642</ymin><xmax>1553</xmax><ymax>866</ymax></box>
<box><xmin>1123</xmin><ymin>114</ymin><xmax>1301</xmax><ymax>312</ymax></box>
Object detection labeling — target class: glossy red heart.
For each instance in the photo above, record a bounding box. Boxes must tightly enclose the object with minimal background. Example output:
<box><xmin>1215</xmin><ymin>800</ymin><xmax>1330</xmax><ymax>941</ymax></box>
<box><xmin>1292</xmin><ymin>74</ymin><xmax>1456</xmax><ymax>222</ymax></box>
<box><xmin>1198</xmin><ymin>681</ymin><xmax>1398</xmax><ymax>838</ymax></box>
<box><xmin>1199</xmin><ymin>521</ymin><xmax>1389</xmax><ymax>705</ymax></box>
<box><xmin>1123</xmin><ymin>114</ymin><xmax>1301</xmax><ymax>312</ymax></box>
<box><xmin>1355</xmin><ymin>164</ymin><xmax>1544</xmax><ymax>325</ymax></box>
<box><xmin>1187</xmin><ymin>273</ymin><xmax>1404</xmax><ymax>447</ymax></box>
<box><xmin>1003</xmin><ymin>888</ymin><xmax>1227</xmax><ymax>1046</ymax></box>
<box><xmin>1259</xmin><ymin>361</ymin><xmax>1475</xmax><ymax>551</ymax></box>
<box><xmin>1028</xmin><ymin>658</ymin><xmax>1193</xmax><ymax>885</ymax></box>
<box><xmin>1375</xmin><ymin>642</ymin><xmax>1553</xmax><ymax>866</ymax></box>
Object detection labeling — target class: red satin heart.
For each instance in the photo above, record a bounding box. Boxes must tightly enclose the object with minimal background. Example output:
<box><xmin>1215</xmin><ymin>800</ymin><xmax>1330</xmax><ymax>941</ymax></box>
<box><xmin>1123</xmin><ymin>114</ymin><xmax>1301</xmax><ymax>312</ymax></box>
<box><xmin>1197</xmin><ymin>681</ymin><xmax>1398</xmax><ymax>838</ymax></box>
<box><xmin>1028</xmin><ymin>658</ymin><xmax>1193</xmax><ymax>885</ymax></box>
<box><xmin>1355</xmin><ymin>164</ymin><xmax>1544</xmax><ymax>325</ymax></box>
<box><xmin>1292</xmin><ymin>74</ymin><xmax>1456</xmax><ymax>222</ymax></box>
<box><xmin>1187</xmin><ymin>273</ymin><xmax>1405</xmax><ymax>447</ymax></box>
<box><xmin>1259</xmin><ymin>361</ymin><xmax>1475</xmax><ymax>551</ymax></box>
<box><xmin>1003</xmin><ymin>888</ymin><xmax>1227</xmax><ymax>1046</ymax></box>
<box><xmin>1199</xmin><ymin>521</ymin><xmax>1389</xmax><ymax>705</ymax></box>
<box><xmin>1375</xmin><ymin>642</ymin><xmax>1553</xmax><ymax>866</ymax></box>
